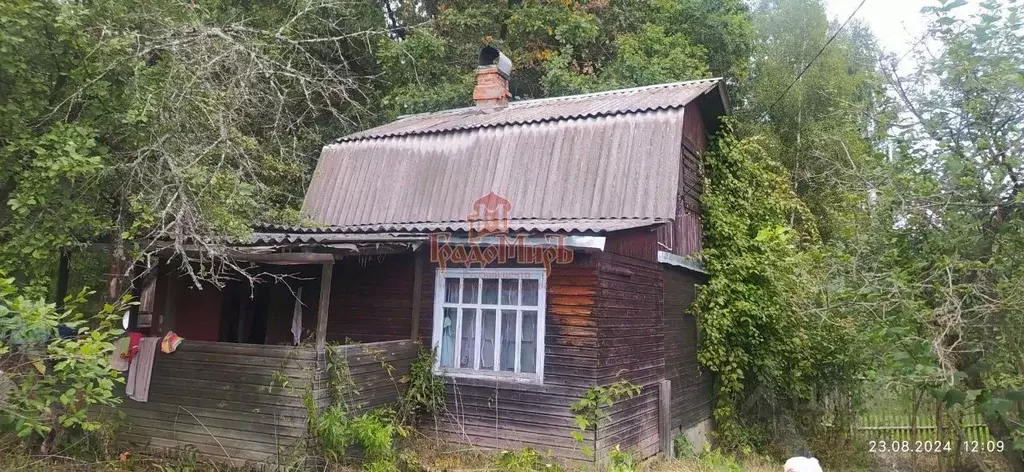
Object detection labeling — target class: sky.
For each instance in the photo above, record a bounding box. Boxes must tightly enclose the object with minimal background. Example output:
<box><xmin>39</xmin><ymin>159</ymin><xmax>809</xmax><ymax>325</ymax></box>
<box><xmin>825</xmin><ymin>0</ymin><xmax>932</xmax><ymax>57</ymax></box>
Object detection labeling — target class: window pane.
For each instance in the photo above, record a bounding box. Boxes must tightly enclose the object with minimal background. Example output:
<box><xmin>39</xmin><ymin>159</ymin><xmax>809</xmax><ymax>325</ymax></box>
<box><xmin>482</xmin><ymin>279</ymin><xmax>499</xmax><ymax>304</ymax></box>
<box><xmin>501</xmin><ymin>279</ymin><xmax>519</xmax><ymax>305</ymax></box>
<box><xmin>481</xmin><ymin>309</ymin><xmax>496</xmax><ymax>370</ymax></box>
<box><xmin>521</xmin><ymin>311</ymin><xmax>537</xmax><ymax>374</ymax></box>
<box><xmin>460</xmin><ymin>308</ymin><xmax>477</xmax><ymax>368</ymax></box>
<box><xmin>522</xmin><ymin>279</ymin><xmax>539</xmax><ymax>306</ymax></box>
<box><xmin>439</xmin><ymin>308</ymin><xmax>456</xmax><ymax>368</ymax></box>
<box><xmin>444</xmin><ymin>278</ymin><xmax>460</xmax><ymax>304</ymax></box>
<box><xmin>500</xmin><ymin>309</ymin><xmax>517</xmax><ymax>371</ymax></box>
<box><xmin>462</xmin><ymin>278</ymin><xmax>479</xmax><ymax>303</ymax></box>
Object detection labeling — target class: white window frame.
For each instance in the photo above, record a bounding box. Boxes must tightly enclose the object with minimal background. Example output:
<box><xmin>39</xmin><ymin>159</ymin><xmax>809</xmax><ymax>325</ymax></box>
<box><xmin>431</xmin><ymin>267</ymin><xmax>546</xmax><ymax>383</ymax></box>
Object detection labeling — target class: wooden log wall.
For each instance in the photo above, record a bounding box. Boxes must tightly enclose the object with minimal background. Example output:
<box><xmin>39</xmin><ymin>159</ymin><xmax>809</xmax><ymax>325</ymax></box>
<box><xmin>107</xmin><ymin>339</ymin><xmax>417</xmax><ymax>467</ymax></box>
<box><xmin>438</xmin><ymin>378</ymin><xmax>593</xmax><ymax>463</ymax></box>
<box><xmin>409</xmin><ymin>236</ymin><xmax>713</xmax><ymax>465</ymax></box>
<box><xmin>596</xmin><ymin>382</ymin><xmax>662</xmax><ymax>460</ymax></box>
<box><xmin>663</xmin><ymin>268</ymin><xmax>713</xmax><ymax>432</ymax></box>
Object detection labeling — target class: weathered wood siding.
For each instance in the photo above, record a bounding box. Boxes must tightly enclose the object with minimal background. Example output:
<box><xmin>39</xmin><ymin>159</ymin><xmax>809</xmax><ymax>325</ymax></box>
<box><xmin>428</xmin><ymin>254</ymin><xmax>600</xmax><ymax>463</ymax></box>
<box><xmin>167</xmin><ymin>279</ymin><xmax>223</xmax><ymax>341</ymax></box>
<box><xmin>321</xmin><ymin>340</ymin><xmax>419</xmax><ymax>413</ymax></box>
<box><xmin>663</xmin><ymin>267</ymin><xmax>713</xmax><ymax>431</ymax></box>
<box><xmin>326</xmin><ymin>255</ymin><xmax>417</xmax><ymax>343</ymax></box>
<box><xmin>658</xmin><ymin>102</ymin><xmax>707</xmax><ymax>256</ymax></box>
<box><xmin>594</xmin><ymin>231</ymin><xmax>665</xmax><ymax>460</ymax></box>
<box><xmin>110</xmin><ymin>342</ymin><xmax>315</xmax><ymax>466</ymax></box>
<box><xmin>110</xmin><ymin>339</ymin><xmax>416</xmax><ymax>466</ymax></box>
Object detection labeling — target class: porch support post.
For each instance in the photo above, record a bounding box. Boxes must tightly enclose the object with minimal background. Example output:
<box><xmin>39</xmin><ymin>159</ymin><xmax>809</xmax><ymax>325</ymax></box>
<box><xmin>160</xmin><ymin>260</ymin><xmax>177</xmax><ymax>334</ymax></box>
<box><xmin>315</xmin><ymin>261</ymin><xmax>334</xmax><ymax>352</ymax></box>
<box><xmin>659</xmin><ymin>379</ymin><xmax>673</xmax><ymax>458</ymax></box>
<box><xmin>410</xmin><ymin>249</ymin><xmax>424</xmax><ymax>341</ymax></box>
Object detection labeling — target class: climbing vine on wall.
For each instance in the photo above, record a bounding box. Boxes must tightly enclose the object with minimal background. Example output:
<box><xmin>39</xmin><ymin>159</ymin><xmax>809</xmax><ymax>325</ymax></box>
<box><xmin>694</xmin><ymin>129</ymin><xmax>865</xmax><ymax>449</ymax></box>
<box><xmin>569</xmin><ymin>380</ymin><xmax>641</xmax><ymax>459</ymax></box>
<box><xmin>398</xmin><ymin>347</ymin><xmax>445</xmax><ymax>425</ymax></box>
<box><xmin>304</xmin><ymin>344</ymin><xmax>411</xmax><ymax>471</ymax></box>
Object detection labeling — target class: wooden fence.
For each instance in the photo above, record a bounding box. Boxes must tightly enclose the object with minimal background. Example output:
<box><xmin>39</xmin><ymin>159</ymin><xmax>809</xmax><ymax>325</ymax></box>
<box><xmin>854</xmin><ymin>412</ymin><xmax>993</xmax><ymax>443</ymax></box>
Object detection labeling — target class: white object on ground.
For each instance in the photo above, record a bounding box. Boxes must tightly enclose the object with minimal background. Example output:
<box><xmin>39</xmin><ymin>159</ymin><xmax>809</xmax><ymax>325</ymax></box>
<box><xmin>784</xmin><ymin>456</ymin><xmax>823</xmax><ymax>472</ymax></box>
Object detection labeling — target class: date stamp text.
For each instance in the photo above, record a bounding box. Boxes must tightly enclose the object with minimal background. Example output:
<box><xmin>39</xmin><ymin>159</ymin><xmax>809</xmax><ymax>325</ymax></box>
<box><xmin>868</xmin><ymin>440</ymin><xmax>1004</xmax><ymax>453</ymax></box>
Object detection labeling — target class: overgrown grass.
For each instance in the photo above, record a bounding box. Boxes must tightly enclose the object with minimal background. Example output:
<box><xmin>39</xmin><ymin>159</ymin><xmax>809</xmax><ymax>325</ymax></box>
<box><xmin>397</xmin><ymin>435</ymin><xmax>782</xmax><ymax>472</ymax></box>
<box><xmin>0</xmin><ymin>437</ymin><xmax>245</xmax><ymax>472</ymax></box>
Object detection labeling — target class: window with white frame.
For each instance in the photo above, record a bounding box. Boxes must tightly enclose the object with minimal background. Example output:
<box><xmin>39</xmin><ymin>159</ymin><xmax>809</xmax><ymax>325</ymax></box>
<box><xmin>432</xmin><ymin>268</ymin><xmax>546</xmax><ymax>382</ymax></box>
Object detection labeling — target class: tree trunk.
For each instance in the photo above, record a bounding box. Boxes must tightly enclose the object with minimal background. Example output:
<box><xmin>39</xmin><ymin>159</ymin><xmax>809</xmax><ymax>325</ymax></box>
<box><xmin>54</xmin><ymin>250</ymin><xmax>69</xmax><ymax>311</ymax></box>
<box><xmin>964</xmin><ymin>369</ymin><xmax>1024</xmax><ymax>472</ymax></box>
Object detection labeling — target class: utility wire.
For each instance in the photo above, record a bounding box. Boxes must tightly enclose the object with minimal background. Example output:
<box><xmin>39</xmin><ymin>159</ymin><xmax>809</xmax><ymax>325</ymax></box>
<box><xmin>759</xmin><ymin>0</ymin><xmax>869</xmax><ymax>120</ymax></box>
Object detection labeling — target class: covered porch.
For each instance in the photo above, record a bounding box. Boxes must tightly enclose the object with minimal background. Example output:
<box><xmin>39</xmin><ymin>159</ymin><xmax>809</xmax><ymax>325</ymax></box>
<box><xmin>103</xmin><ymin>230</ymin><xmax>431</xmax><ymax>465</ymax></box>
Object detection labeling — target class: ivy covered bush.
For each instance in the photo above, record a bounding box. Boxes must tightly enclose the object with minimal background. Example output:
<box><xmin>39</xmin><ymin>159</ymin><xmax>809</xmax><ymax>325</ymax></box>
<box><xmin>695</xmin><ymin>130</ymin><xmax>869</xmax><ymax>451</ymax></box>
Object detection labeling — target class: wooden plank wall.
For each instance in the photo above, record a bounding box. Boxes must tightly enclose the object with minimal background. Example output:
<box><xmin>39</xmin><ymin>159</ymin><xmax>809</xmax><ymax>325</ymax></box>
<box><xmin>108</xmin><ymin>342</ymin><xmax>317</xmax><ymax>466</ymax></box>
<box><xmin>594</xmin><ymin>233</ymin><xmax>666</xmax><ymax>461</ymax></box>
<box><xmin>326</xmin><ymin>255</ymin><xmax>417</xmax><ymax>343</ymax></box>
<box><xmin>657</xmin><ymin>102</ymin><xmax>707</xmax><ymax>257</ymax></box>
<box><xmin>663</xmin><ymin>268</ymin><xmax>713</xmax><ymax>431</ymax></box>
<box><xmin>108</xmin><ymin>340</ymin><xmax>417</xmax><ymax>467</ymax></box>
<box><xmin>323</xmin><ymin>340</ymin><xmax>419</xmax><ymax>413</ymax></box>
<box><xmin>429</xmin><ymin>254</ymin><xmax>601</xmax><ymax>464</ymax></box>
<box><xmin>165</xmin><ymin>280</ymin><xmax>224</xmax><ymax>342</ymax></box>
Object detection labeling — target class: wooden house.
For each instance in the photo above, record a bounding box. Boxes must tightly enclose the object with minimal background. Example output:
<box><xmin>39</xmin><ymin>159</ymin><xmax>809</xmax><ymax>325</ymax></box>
<box><xmin>116</xmin><ymin>48</ymin><xmax>724</xmax><ymax>466</ymax></box>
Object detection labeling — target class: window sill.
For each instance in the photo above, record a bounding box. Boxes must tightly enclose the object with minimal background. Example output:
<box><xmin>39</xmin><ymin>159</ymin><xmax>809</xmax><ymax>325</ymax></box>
<box><xmin>434</xmin><ymin>368</ymin><xmax>542</xmax><ymax>385</ymax></box>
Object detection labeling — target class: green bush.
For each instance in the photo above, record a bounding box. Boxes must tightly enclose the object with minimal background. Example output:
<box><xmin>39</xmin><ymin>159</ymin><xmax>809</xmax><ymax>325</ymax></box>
<box><xmin>398</xmin><ymin>346</ymin><xmax>445</xmax><ymax>425</ymax></box>
<box><xmin>0</xmin><ymin>274</ymin><xmax>127</xmax><ymax>440</ymax></box>
<box><xmin>607</xmin><ymin>445</ymin><xmax>636</xmax><ymax>472</ymax></box>
<box><xmin>493</xmin><ymin>447</ymin><xmax>563</xmax><ymax>471</ymax></box>
<box><xmin>674</xmin><ymin>434</ymin><xmax>695</xmax><ymax>458</ymax></box>
<box><xmin>312</xmin><ymin>405</ymin><xmax>409</xmax><ymax>470</ymax></box>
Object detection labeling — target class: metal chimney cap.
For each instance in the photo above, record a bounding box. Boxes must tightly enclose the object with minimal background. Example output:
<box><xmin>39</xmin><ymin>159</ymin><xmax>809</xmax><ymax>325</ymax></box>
<box><xmin>478</xmin><ymin>46</ymin><xmax>512</xmax><ymax>78</ymax></box>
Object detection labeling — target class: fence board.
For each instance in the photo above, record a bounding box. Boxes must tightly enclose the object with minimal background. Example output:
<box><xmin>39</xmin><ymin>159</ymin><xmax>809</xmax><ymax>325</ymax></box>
<box><xmin>854</xmin><ymin>412</ymin><xmax>993</xmax><ymax>444</ymax></box>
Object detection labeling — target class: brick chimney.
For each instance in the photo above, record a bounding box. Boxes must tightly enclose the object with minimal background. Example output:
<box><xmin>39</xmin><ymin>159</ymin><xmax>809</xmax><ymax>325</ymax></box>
<box><xmin>474</xmin><ymin>46</ymin><xmax>512</xmax><ymax>109</ymax></box>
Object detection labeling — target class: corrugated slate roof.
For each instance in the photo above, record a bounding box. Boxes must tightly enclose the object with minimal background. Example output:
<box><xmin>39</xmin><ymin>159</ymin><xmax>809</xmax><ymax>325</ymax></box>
<box><xmin>248</xmin><ymin>229</ymin><xmax>428</xmax><ymax>245</ymax></box>
<box><xmin>340</xmin><ymin>79</ymin><xmax>721</xmax><ymax>142</ymax></box>
<box><xmin>302</xmin><ymin>218</ymin><xmax>666</xmax><ymax>234</ymax></box>
<box><xmin>302</xmin><ymin>78</ymin><xmax>724</xmax><ymax>233</ymax></box>
<box><xmin>249</xmin><ymin>218</ymin><xmax>659</xmax><ymax>243</ymax></box>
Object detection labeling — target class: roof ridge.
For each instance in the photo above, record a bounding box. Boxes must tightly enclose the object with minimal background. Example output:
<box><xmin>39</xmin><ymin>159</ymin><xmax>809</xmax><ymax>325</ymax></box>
<box><xmin>510</xmin><ymin>77</ymin><xmax>722</xmax><ymax>107</ymax></box>
<box><xmin>392</xmin><ymin>77</ymin><xmax>721</xmax><ymax>122</ymax></box>
<box><xmin>337</xmin><ymin>78</ymin><xmax>722</xmax><ymax>143</ymax></box>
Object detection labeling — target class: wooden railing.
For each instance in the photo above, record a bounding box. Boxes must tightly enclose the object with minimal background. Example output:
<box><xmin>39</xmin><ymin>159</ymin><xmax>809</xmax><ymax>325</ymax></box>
<box><xmin>103</xmin><ymin>339</ymin><xmax>417</xmax><ymax>467</ymax></box>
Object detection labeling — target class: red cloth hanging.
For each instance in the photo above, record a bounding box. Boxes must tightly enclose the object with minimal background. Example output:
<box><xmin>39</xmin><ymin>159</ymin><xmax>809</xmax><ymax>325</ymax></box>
<box><xmin>123</xmin><ymin>332</ymin><xmax>144</xmax><ymax>363</ymax></box>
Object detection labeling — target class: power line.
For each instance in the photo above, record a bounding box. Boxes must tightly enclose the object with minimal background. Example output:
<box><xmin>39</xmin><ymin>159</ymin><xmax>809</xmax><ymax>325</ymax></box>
<box><xmin>759</xmin><ymin>0</ymin><xmax>869</xmax><ymax>120</ymax></box>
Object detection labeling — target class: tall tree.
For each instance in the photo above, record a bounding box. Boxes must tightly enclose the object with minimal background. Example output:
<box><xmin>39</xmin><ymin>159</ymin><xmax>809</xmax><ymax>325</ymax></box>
<box><xmin>375</xmin><ymin>0</ymin><xmax>754</xmax><ymax>117</ymax></box>
<box><xmin>739</xmin><ymin>0</ymin><xmax>890</xmax><ymax>242</ymax></box>
<box><xmin>872</xmin><ymin>0</ymin><xmax>1024</xmax><ymax>468</ymax></box>
<box><xmin>0</xmin><ymin>0</ymin><xmax>386</xmax><ymax>292</ymax></box>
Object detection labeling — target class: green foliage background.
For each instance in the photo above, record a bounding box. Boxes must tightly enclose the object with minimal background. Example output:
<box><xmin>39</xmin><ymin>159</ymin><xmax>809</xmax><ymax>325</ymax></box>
<box><xmin>3</xmin><ymin>0</ymin><xmax>1024</xmax><ymax>469</ymax></box>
